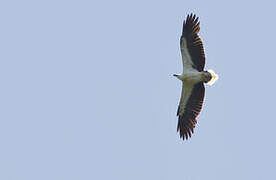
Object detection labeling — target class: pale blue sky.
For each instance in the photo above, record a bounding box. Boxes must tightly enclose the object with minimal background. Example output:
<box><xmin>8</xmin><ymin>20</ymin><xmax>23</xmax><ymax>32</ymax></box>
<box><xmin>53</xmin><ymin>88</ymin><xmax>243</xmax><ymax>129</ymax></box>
<box><xmin>1</xmin><ymin>0</ymin><xmax>276</xmax><ymax>179</ymax></box>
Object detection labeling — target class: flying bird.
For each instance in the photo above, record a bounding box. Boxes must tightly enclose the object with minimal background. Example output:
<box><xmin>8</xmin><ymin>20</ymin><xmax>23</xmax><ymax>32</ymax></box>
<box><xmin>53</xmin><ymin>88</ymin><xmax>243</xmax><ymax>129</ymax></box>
<box><xmin>174</xmin><ymin>14</ymin><xmax>218</xmax><ymax>140</ymax></box>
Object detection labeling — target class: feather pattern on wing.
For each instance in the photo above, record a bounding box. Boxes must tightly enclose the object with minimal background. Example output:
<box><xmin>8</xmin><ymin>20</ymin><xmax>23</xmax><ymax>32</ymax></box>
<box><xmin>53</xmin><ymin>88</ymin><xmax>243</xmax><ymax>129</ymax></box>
<box><xmin>180</xmin><ymin>13</ymin><xmax>206</xmax><ymax>72</ymax></box>
<box><xmin>177</xmin><ymin>83</ymin><xmax>205</xmax><ymax>140</ymax></box>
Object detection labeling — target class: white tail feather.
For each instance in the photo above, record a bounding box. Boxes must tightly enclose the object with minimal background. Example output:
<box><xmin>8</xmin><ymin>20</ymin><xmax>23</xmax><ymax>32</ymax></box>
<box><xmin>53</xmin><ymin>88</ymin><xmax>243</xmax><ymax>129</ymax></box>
<box><xmin>207</xmin><ymin>69</ymin><xmax>218</xmax><ymax>86</ymax></box>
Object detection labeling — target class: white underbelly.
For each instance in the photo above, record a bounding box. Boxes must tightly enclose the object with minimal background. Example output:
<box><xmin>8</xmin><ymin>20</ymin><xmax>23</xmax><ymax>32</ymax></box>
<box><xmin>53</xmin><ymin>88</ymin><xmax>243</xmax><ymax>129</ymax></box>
<box><xmin>181</xmin><ymin>72</ymin><xmax>202</xmax><ymax>84</ymax></box>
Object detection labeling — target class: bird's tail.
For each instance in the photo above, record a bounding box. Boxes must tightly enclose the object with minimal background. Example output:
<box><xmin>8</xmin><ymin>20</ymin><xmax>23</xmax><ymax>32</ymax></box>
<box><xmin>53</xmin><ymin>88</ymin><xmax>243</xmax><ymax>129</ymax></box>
<box><xmin>207</xmin><ymin>69</ymin><xmax>218</xmax><ymax>86</ymax></box>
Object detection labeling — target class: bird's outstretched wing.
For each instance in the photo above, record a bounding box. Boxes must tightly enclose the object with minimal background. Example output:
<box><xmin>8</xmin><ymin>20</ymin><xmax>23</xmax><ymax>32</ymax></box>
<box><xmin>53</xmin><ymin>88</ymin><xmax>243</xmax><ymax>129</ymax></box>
<box><xmin>180</xmin><ymin>13</ymin><xmax>206</xmax><ymax>72</ymax></box>
<box><xmin>177</xmin><ymin>83</ymin><xmax>205</xmax><ymax>140</ymax></box>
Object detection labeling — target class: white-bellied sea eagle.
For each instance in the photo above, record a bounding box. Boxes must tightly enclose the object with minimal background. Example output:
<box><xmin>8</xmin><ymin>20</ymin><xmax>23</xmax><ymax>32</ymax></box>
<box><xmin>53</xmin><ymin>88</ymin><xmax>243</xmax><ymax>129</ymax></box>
<box><xmin>174</xmin><ymin>14</ymin><xmax>218</xmax><ymax>140</ymax></box>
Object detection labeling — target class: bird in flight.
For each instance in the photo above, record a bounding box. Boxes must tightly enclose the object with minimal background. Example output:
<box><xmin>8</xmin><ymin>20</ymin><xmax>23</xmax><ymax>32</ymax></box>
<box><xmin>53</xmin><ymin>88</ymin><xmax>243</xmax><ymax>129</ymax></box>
<box><xmin>174</xmin><ymin>14</ymin><xmax>218</xmax><ymax>140</ymax></box>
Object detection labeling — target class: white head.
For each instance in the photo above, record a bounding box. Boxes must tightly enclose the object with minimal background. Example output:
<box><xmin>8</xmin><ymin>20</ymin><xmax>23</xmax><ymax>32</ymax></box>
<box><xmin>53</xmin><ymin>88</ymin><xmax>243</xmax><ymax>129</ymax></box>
<box><xmin>173</xmin><ymin>74</ymin><xmax>182</xmax><ymax>80</ymax></box>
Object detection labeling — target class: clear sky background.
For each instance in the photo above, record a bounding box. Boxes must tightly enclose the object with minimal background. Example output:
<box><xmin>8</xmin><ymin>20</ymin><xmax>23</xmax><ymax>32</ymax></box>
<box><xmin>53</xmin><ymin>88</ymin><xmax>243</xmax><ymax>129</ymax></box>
<box><xmin>1</xmin><ymin>0</ymin><xmax>276</xmax><ymax>179</ymax></box>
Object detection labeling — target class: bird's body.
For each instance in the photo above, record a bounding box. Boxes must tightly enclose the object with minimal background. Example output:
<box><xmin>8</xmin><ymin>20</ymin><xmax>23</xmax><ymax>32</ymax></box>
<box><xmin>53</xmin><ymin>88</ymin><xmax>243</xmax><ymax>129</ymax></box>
<box><xmin>175</xmin><ymin>14</ymin><xmax>218</xmax><ymax>140</ymax></box>
<box><xmin>175</xmin><ymin>71</ymin><xmax>208</xmax><ymax>84</ymax></box>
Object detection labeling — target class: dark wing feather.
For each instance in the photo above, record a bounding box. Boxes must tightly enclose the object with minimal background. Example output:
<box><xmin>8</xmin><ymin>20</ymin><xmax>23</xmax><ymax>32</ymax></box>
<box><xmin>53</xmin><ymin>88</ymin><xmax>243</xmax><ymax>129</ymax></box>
<box><xmin>177</xmin><ymin>83</ymin><xmax>205</xmax><ymax>140</ymax></box>
<box><xmin>181</xmin><ymin>13</ymin><xmax>206</xmax><ymax>71</ymax></box>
